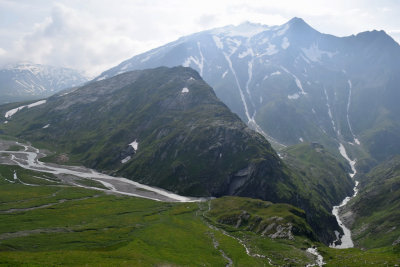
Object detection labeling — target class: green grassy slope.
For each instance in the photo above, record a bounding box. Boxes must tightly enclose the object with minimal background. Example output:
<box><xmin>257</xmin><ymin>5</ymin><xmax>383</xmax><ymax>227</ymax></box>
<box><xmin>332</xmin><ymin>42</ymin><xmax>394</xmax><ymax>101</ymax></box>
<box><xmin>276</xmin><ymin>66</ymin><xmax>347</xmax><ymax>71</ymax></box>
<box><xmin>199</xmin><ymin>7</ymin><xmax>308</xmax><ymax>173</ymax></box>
<box><xmin>0</xmin><ymin>164</ymin><xmax>398</xmax><ymax>266</ymax></box>
<box><xmin>0</xmin><ymin>164</ymin><xmax>307</xmax><ymax>266</ymax></box>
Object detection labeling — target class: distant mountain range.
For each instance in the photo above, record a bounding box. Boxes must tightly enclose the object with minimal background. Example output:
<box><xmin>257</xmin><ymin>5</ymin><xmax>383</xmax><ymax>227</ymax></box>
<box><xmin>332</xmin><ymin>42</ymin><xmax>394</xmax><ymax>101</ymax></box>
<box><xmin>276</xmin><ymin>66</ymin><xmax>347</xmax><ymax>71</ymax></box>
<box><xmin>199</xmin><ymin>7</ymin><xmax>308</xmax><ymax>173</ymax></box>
<box><xmin>96</xmin><ymin>17</ymin><xmax>400</xmax><ymax>170</ymax></box>
<box><xmin>0</xmin><ymin>62</ymin><xmax>88</xmax><ymax>104</ymax></box>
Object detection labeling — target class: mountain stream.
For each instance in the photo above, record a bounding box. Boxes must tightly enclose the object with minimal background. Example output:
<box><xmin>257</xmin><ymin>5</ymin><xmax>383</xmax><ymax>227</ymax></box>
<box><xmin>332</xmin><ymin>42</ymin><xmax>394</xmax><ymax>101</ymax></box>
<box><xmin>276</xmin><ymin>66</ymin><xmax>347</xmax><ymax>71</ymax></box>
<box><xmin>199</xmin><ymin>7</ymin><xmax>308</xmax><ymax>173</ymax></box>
<box><xmin>330</xmin><ymin>143</ymin><xmax>359</xmax><ymax>248</ymax></box>
<box><xmin>0</xmin><ymin>141</ymin><xmax>200</xmax><ymax>202</ymax></box>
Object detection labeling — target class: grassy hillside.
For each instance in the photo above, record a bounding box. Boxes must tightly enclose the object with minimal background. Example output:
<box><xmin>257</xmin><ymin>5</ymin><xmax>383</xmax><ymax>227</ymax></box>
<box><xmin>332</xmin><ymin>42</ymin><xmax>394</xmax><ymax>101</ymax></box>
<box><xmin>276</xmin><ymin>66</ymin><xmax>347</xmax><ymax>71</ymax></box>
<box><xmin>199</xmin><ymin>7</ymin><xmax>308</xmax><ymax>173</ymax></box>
<box><xmin>0</xmin><ymin>164</ymin><xmax>398</xmax><ymax>266</ymax></box>
<box><xmin>0</xmin><ymin>164</ymin><xmax>311</xmax><ymax>266</ymax></box>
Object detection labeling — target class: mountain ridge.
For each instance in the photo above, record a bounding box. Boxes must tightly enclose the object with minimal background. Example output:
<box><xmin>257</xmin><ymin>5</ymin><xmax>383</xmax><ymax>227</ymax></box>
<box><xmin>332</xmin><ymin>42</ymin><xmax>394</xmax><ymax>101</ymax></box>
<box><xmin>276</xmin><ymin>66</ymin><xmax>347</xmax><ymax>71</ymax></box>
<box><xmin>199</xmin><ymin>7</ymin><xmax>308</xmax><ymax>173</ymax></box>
<box><xmin>0</xmin><ymin>62</ymin><xmax>88</xmax><ymax>104</ymax></box>
<box><xmin>93</xmin><ymin>18</ymin><xmax>400</xmax><ymax>170</ymax></box>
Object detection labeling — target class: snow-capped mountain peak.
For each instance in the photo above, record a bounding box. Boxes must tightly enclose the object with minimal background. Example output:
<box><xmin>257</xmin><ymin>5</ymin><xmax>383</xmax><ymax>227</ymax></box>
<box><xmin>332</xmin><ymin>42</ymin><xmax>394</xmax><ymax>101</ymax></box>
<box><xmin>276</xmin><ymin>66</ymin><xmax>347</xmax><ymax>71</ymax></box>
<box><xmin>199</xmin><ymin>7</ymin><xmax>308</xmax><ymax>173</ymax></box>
<box><xmin>210</xmin><ymin>21</ymin><xmax>270</xmax><ymax>38</ymax></box>
<box><xmin>94</xmin><ymin>17</ymin><xmax>400</xmax><ymax>157</ymax></box>
<box><xmin>0</xmin><ymin>62</ymin><xmax>88</xmax><ymax>104</ymax></box>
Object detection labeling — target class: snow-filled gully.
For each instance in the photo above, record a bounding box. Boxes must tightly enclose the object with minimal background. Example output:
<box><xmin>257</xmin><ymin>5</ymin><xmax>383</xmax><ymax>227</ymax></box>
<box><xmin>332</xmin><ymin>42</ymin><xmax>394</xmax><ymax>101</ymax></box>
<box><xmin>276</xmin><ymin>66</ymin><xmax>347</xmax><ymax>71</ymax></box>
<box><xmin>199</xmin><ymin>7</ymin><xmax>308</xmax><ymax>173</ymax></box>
<box><xmin>346</xmin><ymin>80</ymin><xmax>360</xmax><ymax>145</ymax></box>
<box><xmin>222</xmin><ymin>46</ymin><xmax>286</xmax><ymax>149</ymax></box>
<box><xmin>223</xmin><ymin>51</ymin><xmax>252</xmax><ymax>123</ymax></box>
<box><xmin>323</xmin><ymin>79</ymin><xmax>360</xmax><ymax>249</ymax></box>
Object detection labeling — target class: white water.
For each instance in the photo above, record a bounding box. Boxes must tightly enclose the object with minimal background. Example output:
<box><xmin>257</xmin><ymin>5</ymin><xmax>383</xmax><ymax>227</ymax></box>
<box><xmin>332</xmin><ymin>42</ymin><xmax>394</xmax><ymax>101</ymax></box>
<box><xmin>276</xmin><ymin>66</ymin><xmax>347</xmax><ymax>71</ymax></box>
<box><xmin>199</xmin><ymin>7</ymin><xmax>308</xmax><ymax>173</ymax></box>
<box><xmin>280</xmin><ymin>66</ymin><xmax>306</xmax><ymax>95</ymax></box>
<box><xmin>338</xmin><ymin>143</ymin><xmax>356</xmax><ymax>178</ymax></box>
<box><xmin>222</xmin><ymin>47</ymin><xmax>286</xmax><ymax>149</ymax></box>
<box><xmin>306</xmin><ymin>247</ymin><xmax>325</xmax><ymax>267</ymax></box>
<box><xmin>197</xmin><ymin>42</ymin><xmax>205</xmax><ymax>77</ymax></box>
<box><xmin>223</xmin><ymin>52</ymin><xmax>252</xmax><ymax>122</ymax></box>
<box><xmin>182</xmin><ymin>42</ymin><xmax>204</xmax><ymax>77</ymax></box>
<box><xmin>324</xmin><ymin>87</ymin><xmax>337</xmax><ymax>134</ymax></box>
<box><xmin>330</xmin><ymin>143</ymin><xmax>359</xmax><ymax>249</ymax></box>
<box><xmin>346</xmin><ymin>80</ymin><xmax>360</xmax><ymax>145</ymax></box>
<box><xmin>0</xmin><ymin>143</ymin><xmax>199</xmax><ymax>203</ymax></box>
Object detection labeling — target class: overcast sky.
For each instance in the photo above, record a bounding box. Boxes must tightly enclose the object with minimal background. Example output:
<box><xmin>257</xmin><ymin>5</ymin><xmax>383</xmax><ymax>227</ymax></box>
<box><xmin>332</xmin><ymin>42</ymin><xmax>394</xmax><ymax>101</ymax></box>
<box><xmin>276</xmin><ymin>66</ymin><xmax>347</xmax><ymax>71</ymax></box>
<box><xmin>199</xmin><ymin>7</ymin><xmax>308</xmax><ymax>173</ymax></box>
<box><xmin>1</xmin><ymin>0</ymin><xmax>399</xmax><ymax>77</ymax></box>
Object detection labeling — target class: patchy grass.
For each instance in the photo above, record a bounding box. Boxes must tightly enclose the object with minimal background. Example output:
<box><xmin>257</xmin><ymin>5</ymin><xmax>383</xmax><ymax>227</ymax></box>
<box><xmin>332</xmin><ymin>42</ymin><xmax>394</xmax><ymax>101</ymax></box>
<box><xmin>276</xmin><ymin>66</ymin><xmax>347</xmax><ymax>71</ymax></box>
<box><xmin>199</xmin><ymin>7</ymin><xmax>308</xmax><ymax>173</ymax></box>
<box><xmin>0</xmin><ymin>164</ymin><xmax>398</xmax><ymax>266</ymax></box>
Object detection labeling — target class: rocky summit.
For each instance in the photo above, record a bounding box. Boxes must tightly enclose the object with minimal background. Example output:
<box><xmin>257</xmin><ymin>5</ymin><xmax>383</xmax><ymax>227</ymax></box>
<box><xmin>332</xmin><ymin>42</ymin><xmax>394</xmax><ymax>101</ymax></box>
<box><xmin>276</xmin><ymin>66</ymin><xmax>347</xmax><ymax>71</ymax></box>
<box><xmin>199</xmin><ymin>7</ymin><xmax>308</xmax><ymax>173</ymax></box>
<box><xmin>96</xmin><ymin>18</ymin><xmax>400</xmax><ymax>169</ymax></box>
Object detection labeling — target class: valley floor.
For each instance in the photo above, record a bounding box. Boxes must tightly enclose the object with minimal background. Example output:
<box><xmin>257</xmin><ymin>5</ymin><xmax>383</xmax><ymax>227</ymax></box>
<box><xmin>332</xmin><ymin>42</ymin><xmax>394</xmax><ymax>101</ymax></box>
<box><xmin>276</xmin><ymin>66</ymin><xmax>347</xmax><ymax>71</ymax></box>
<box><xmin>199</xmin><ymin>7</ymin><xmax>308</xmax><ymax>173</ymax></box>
<box><xmin>0</xmin><ymin>140</ymin><xmax>197</xmax><ymax>202</ymax></box>
<box><xmin>0</xmin><ymin>140</ymin><xmax>398</xmax><ymax>266</ymax></box>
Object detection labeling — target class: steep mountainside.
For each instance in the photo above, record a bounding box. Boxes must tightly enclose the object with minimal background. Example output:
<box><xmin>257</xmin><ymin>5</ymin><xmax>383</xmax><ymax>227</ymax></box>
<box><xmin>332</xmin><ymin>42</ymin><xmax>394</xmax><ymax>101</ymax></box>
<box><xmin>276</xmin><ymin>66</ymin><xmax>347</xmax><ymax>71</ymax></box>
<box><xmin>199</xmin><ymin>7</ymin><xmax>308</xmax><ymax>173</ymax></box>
<box><xmin>341</xmin><ymin>156</ymin><xmax>400</xmax><ymax>249</ymax></box>
<box><xmin>0</xmin><ymin>67</ymin><xmax>284</xmax><ymax>198</ymax></box>
<box><xmin>281</xmin><ymin>142</ymin><xmax>355</xmax><ymax>244</ymax></box>
<box><xmin>0</xmin><ymin>62</ymin><xmax>88</xmax><ymax>104</ymax></box>
<box><xmin>283</xmin><ymin>143</ymin><xmax>354</xmax><ymax>213</ymax></box>
<box><xmin>95</xmin><ymin>18</ymin><xmax>400</xmax><ymax>168</ymax></box>
<box><xmin>0</xmin><ymin>66</ymin><xmax>353</xmax><ymax>244</ymax></box>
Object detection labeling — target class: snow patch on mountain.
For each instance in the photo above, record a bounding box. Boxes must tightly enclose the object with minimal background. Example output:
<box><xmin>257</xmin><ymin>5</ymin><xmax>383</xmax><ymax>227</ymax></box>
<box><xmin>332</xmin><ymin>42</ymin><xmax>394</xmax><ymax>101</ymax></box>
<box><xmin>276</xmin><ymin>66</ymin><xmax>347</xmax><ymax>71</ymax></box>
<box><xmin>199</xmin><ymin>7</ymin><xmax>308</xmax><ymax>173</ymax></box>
<box><xmin>27</xmin><ymin>100</ymin><xmax>46</xmax><ymax>108</ymax></box>
<box><xmin>129</xmin><ymin>140</ymin><xmax>139</xmax><ymax>151</ymax></box>
<box><xmin>5</xmin><ymin>100</ymin><xmax>46</xmax><ymax>119</ymax></box>
<box><xmin>276</xmin><ymin>24</ymin><xmax>289</xmax><ymax>36</ymax></box>
<box><xmin>281</xmin><ymin>37</ymin><xmax>290</xmax><ymax>49</ymax></box>
<box><xmin>1</xmin><ymin>62</ymin><xmax>88</xmax><ymax>98</ymax></box>
<box><xmin>281</xmin><ymin>67</ymin><xmax>306</xmax><ymax>95</ymax></box>
<box><xmin>121</xmin><ymin>156</ymin><xmax>131</xmax><ymax>164</ymax></box>
<box><xmin>257</xmin><ymin>43</ymin><xmax>278</xmax><ymax>57</ymax></box>
<box><xmin>212</xmin><ymin>36</ymin><xmax>223</xmax><ymax>49</ymax></box>
<box><xmin>212</xmin><ymin>22</ymin><xmax>269</xmax><ymax>38</ymax></box>
<box><xmin>5</xmin><ymin>106</ymin><xmax>26</xmax><ymax>119</ymax></box>
<box><xmin>271</xmin><ymin>71</ymin><xmax>281</xmax><ymax>76</ymax></box>
<box><xmin>238</xmin><ymin>48</ymin><xmax>252</xmax><ymax>58</ymax></box>
<box><xmin>302</xmin><ymin>43</ymin><xmax>337</xmax><ymax>63</ymax></box>
<box><xmin>183</xmin><ymin>56</ymin><xmax>203</xmax><ymax>76</ymax></box>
